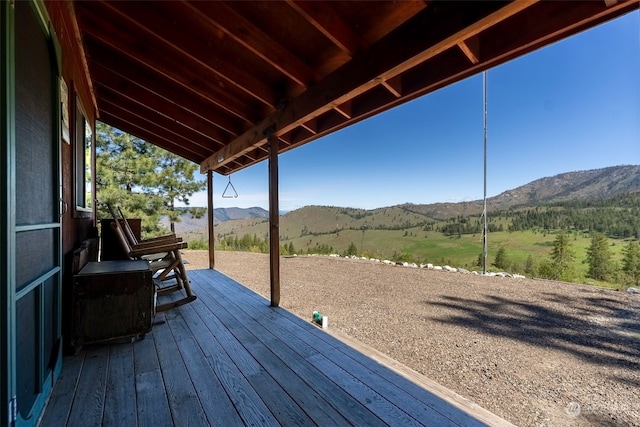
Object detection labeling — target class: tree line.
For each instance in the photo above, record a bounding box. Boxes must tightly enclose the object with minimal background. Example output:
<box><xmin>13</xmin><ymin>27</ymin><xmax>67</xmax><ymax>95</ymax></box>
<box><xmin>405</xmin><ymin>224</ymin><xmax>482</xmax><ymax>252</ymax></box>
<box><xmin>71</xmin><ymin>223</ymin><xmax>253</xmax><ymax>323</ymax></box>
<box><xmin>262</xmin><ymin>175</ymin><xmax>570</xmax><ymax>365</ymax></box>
<box><xmin>488</xmin><ymin>232</ymin><xmax>640</xmax><ymax>288</ymax></box>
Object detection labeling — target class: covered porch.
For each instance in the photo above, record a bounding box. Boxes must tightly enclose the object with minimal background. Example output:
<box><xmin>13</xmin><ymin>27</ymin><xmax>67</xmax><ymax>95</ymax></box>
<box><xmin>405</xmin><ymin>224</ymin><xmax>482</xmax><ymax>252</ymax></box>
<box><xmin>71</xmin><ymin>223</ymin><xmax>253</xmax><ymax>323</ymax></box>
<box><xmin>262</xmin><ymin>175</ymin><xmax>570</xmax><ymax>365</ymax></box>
<box><xmin>41</xmin><ymin>269</ymin><xmax>510</xmax><ymax>426</ymax></box>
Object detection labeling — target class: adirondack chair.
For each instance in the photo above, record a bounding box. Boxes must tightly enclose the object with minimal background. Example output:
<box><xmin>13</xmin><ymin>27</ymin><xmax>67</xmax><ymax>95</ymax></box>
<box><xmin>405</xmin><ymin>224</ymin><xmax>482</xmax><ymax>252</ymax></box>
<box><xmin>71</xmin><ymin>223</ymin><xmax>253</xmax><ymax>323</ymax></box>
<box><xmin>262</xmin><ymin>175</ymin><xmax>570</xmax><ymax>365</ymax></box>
<box><xmin>109</xmin><ymin>219</ymin><xmax>196</xmax><ymax>312</ymax></box>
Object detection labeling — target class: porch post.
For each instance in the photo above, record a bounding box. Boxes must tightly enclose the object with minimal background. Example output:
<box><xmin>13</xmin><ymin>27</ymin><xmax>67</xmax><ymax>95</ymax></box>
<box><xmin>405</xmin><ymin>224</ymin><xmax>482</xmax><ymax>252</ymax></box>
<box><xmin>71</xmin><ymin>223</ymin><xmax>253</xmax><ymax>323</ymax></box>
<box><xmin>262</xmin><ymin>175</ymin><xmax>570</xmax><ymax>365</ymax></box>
<box><xmin>207</xmin><ymin>170</ymin><xmax>215</xmax><ymax>269</ymax></box>
<box><xmin>268</xmin><ymin>134</ymin><xmax>280</xmax><ymax>307</ymax></box>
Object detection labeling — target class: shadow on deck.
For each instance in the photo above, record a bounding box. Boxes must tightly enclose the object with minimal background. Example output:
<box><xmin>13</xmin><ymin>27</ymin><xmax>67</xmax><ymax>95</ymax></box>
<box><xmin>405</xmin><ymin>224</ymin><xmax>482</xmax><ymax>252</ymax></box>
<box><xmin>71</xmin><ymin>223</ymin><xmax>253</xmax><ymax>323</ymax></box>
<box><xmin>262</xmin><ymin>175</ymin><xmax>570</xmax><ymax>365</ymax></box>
<box><xmin>41</xmin><ymin>269</ymin><xmax>511</xmax><ymax>426</ymax></box>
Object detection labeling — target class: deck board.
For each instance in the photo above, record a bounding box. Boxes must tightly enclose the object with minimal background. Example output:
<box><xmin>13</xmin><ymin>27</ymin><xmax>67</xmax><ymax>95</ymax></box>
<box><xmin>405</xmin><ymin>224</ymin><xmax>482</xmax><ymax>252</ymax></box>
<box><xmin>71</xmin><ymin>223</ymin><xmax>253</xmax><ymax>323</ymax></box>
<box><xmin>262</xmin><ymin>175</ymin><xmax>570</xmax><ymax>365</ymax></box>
<box><xmin>42</xmin><ymin>268</ymin><xmax>512</xmax><ymax>427</ymax></box>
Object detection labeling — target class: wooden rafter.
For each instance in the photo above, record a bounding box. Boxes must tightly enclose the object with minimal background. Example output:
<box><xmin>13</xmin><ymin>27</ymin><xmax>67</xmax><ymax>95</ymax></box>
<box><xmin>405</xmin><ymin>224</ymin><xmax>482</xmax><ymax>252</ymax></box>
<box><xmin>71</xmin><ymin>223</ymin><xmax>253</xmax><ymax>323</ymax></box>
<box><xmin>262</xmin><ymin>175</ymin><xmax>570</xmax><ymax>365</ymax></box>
<box><xmin>201</xmin><ymin>0</ymin><xmax>537</xmax><ymax>172</ymax></box>
<box><xmin>285</xmin><ymin>0</ymin><xmax>361</xmax><ymax>56</ymax></box>
<box><xmin>183</xmin><ymin>0</ymin><xmax>317</xmax><ymax>88</ymax></box>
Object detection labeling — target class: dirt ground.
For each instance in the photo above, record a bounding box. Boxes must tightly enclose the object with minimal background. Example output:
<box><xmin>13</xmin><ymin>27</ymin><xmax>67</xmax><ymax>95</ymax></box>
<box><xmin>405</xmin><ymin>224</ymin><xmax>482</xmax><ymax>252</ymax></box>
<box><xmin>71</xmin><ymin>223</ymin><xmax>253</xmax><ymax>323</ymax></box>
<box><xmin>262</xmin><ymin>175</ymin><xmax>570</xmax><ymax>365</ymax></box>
<box><xmin>183</xmin><ymin>250</ymin><xmax>640</xmax><ymax>427</ymax></box>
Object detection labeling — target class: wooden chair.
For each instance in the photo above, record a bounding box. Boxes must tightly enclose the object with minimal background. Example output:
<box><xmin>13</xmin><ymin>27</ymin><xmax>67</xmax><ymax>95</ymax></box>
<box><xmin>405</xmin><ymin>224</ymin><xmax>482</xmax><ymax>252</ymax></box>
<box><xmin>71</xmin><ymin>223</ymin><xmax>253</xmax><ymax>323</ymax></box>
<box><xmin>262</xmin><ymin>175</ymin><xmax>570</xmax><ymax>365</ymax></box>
<box><xmin>109</xmin><ymin>219</ymin><xmax>196</xmax><ymax>312</ymax></box>
<box><xmin>107</xmin><ymin>204</ymin><xmax>181</xmax><ymax>251</ymax></box>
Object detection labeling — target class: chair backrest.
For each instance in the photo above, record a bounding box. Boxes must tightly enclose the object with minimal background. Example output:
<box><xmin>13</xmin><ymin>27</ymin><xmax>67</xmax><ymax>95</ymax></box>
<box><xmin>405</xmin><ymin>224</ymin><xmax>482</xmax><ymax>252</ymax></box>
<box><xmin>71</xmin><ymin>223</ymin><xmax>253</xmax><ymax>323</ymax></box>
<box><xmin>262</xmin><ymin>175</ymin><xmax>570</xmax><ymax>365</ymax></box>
<box><xmin>117</xmin><ymin>206</ymin><xmax>140</xmax><ymax>246</ymax></box>
<box><xmin>109</xmin><ymin>220</ymin><xmax>135</xmax><ymax>259</ymax></box>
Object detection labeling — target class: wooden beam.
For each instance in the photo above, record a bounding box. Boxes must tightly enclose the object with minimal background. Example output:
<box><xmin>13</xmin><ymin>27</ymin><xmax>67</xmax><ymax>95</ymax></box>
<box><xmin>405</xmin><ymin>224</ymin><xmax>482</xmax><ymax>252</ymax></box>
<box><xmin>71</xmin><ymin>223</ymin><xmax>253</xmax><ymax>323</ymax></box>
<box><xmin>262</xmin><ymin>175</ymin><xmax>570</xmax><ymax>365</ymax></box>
<box><xmin>333</xmin><ymin>100</ymin><xmax>352</xmax><ymax>119</ymax></box>
<box><xmin>183</xmin><ymin>0</ymin><xmax>317</xmax><ymax>88</ymax></box>
<box><xmin>207</xmin><ymin>171</ymin><xmax>215</xmax><ymax>270</ymax></box>
<box><xmin>201</xmin><ymin>1</ymin><xmax>537</xmax><ymax>173</ymax></box>
<box><xmin>268</xmin><ymin>134</ymin><xmax>280</xmax><ymax>307</ymax></box>
<box><xmin>96</xmin><ymin>86</ymin><xmax>224</xmax><ymax>152</ymax></box>
<box><xmin>381</xmin><ymin>78</ymin><xmax>402</xmax><ymax>98</ymax></box>
<box><xmin>77</xmin><ymin>8</ymin><xmax>267</xmax><ymax>123</ymax></box>
<box><xmin>85</xmin><ymin>43</ymin><xmax>249</xmax><ymax>135</ymax></box>
<box><xmin>100</xmin><ymin>112</ymin><xmax>203</xmax><ymax>164</ymax></box>
<box><xmin>458</xmin><ymin>37</ymin><xmax>480</xmax><ymax>64</ymax></box>
<box><xmin>65</xmin><ymin>1</ymin><xmax>98</xmax><ymax>117</ymax></box>
<box><xmin>91</xmin><ymin>0</ymin><xmax>279</xmax><ymax>109</ymax></box>
<box><xmin>286</xmin><ymin>0</ymin><xmax>361</xmax><ymax>56</ymax></box>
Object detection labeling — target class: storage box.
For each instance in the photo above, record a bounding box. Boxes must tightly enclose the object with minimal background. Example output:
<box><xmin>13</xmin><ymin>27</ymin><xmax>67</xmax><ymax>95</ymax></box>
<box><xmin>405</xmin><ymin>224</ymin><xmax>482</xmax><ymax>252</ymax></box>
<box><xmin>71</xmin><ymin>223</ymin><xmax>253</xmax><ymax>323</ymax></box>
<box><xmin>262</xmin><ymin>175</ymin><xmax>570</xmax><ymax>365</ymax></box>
<box><xmin>72</xmin><ymin>260</ymin><xmax>155</xmax><ymax>348</ymax></box>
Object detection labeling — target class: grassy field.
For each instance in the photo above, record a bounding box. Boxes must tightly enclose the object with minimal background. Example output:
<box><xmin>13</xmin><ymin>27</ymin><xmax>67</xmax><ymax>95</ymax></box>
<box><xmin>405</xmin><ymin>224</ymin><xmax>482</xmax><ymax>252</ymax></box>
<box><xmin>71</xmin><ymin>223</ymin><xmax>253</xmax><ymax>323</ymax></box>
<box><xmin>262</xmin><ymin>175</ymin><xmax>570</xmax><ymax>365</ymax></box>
<box><xmin>180</xmin><ymin>205</ymin><xmax>633</xmax><ymax>289</ymax></box>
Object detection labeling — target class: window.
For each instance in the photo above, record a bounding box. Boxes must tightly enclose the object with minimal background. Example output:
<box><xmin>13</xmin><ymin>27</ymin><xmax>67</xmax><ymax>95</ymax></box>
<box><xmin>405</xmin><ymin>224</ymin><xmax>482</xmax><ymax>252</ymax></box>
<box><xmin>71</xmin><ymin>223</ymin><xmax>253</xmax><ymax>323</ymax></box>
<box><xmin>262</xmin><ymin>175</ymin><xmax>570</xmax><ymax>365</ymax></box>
<box><xmin>75</xmin><ymin>101</ymin><xmax>92</xmax><ymax>213</ymax></box>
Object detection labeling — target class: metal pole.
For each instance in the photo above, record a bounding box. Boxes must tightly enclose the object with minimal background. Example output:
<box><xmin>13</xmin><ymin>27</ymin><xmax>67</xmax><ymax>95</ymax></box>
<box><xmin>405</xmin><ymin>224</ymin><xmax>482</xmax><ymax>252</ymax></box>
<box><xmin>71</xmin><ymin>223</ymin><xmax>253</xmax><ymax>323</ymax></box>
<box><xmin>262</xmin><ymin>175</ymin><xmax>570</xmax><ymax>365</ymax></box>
<box><xmin>482</xmin><ymin>71</ymin><xmax>488</xmax><ymax>275</ymax></box>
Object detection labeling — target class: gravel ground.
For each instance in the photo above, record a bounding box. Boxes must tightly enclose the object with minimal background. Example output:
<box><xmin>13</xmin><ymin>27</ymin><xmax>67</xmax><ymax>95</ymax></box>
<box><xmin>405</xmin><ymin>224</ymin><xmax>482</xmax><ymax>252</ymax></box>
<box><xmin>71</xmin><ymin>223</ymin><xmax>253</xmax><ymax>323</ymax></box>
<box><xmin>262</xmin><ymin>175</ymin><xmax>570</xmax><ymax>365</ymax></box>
<box><xmin>183</xmin><ymin>250</ymin><xmax>640</xmax><ymax>427</ymax></box>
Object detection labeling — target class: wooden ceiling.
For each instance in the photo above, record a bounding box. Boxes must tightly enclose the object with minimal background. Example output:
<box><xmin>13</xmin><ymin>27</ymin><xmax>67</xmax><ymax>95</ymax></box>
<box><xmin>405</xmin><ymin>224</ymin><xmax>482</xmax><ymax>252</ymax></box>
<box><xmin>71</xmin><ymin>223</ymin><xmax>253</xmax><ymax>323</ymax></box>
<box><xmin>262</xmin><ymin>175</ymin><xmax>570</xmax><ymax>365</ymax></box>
<box><xmin>65</xmin><ymin>0</ymin><xmax>638</xmax><ymax>175</ymax></box>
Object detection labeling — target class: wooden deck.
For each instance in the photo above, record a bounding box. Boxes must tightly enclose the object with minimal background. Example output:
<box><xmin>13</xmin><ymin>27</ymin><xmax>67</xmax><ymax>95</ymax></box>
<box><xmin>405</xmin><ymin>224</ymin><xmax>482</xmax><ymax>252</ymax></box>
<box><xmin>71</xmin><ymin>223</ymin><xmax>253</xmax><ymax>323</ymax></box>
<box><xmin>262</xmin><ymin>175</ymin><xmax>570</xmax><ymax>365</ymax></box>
<box><xmin>41</xmin><ymin>269</ymin><xmax>511</xmax><ymax>426</ymax></box>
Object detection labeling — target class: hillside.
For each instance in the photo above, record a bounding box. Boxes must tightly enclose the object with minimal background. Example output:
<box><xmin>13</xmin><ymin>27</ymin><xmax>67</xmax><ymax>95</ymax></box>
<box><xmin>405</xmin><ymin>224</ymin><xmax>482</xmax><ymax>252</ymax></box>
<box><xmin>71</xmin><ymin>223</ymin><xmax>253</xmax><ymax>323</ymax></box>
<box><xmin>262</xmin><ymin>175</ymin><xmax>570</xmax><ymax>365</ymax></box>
<box><xmin>401</xmin><ymin>165</ymin><xmax>640</xmax><ymax>219</ymax></box>
<box><xmin>161</xmin><ymin>206</ymin><xmax>268</xmax><ymax>233</ymax></box>
<box><xmin>175</xmin><ymin>165</ymin><xmax>640</xmax><ymax>236</ymax></box>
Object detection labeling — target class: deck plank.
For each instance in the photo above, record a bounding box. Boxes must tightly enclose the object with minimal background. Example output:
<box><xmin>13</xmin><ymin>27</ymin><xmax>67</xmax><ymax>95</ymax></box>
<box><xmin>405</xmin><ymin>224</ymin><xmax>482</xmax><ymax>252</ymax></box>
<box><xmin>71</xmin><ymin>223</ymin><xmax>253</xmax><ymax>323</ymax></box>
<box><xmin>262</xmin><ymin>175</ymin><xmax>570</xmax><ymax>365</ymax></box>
<box><xmin>43</xmin><ymin>268</ymin><xmax>510</xmax><ymax>427</ymax></box>
<box><xmin>153</xmin><ymin>312</ymin><xmax>210</xmax><ymax>426</ymax></box>
<box><xmin>205</xmin><ymin>270</ymin><xmax>486</xmax><ymax>426</ymax></box>
<box><xmin>133</xmin><ymin>332</ymin><xmax>173</xmax><ymax>427</ymax></box>
<box><xmin>197</xmin><ymin>271</ymin><xmax>447</xmax><ymax>427</ymax></box>
<box><xmin>38</xmin><ymin>353</ymin><xmax>83</xmax><ymax>427</ymax></box>
<box><xmin>66</xmin><ymin>347</ymin><xmax>108</xmax><ymax>426</ymax></box>
<box><xmin>177</xmin><ymin>295</ymin><xmax>280</xmax><ymax>427</ymax></box>
<box><xmin>164</xmin><ymin>306</ymin><xmax>245</xmax><ymax>426</ymax></box>
<box><xmin>194</xmin><ymin>279</ymin><xmax>349</xmax><ymax>426</ymax></box>
<box><xmin>103</xmin><ymin>343</ymin><xmax>137</xmax><ymax>426</ymax></box>
<box><xmin>193</xmin><ymin>270</ymin><xmax>386</xmax><ymax>427</ymax></box>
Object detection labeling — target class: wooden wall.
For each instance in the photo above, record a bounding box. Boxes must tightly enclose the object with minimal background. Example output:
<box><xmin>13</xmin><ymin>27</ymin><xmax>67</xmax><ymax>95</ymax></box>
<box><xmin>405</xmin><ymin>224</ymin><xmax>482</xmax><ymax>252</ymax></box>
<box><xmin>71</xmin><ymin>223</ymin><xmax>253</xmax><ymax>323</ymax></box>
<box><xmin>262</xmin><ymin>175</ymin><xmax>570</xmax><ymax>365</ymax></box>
<box><xmin>46</xmin><ymin>1</ymin><xmax>98</xmax><ymax>351</ymax></box>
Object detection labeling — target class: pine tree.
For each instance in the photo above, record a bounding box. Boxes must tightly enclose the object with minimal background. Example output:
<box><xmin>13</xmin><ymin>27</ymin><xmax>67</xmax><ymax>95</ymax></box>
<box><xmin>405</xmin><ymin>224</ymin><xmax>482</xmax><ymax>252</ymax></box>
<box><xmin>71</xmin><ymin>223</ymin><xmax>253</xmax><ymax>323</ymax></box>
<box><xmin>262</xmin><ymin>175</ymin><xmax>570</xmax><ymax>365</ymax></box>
<box><xmin>345</xmin><ymin>242</ymin><xmax>358</xmax><ymax>256</ymax></box>
<box><xmin>586</xmin><ymin>233</ymin><xmax>613</xmax><ymax>281</ymax></box>
<box><xmin>96</xmin><ymin>122</ymin><xmax>206</xmax><ymax>237</ymax></box>
<box><xmin>524</xmin><ymin>254</ymin><xmax>535</xmax><ymax>275</ymax></box>
<box><xmin>622</xmin><ymin>241</ymin><xmax>640</xmax><ymax>286</ymax></box>
<box><xmin>550</xmin><ymin>232</ymin><xmax>575</xmax><ymax>281</ymax></box>
<box><xmin>493</xmin><ymin>247</ymin><xmax>508</xmax><ymax>270</ymax></box>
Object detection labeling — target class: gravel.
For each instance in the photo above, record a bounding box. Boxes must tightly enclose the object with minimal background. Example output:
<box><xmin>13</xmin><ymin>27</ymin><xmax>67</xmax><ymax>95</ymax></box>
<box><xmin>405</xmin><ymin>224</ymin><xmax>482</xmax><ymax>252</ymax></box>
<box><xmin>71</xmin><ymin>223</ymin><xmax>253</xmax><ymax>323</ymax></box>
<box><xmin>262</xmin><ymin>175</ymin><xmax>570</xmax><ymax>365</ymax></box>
<box><xmin>183</xmin><ymin>250</ymin><xmax>640</xmax><ymax>427</ymax></box>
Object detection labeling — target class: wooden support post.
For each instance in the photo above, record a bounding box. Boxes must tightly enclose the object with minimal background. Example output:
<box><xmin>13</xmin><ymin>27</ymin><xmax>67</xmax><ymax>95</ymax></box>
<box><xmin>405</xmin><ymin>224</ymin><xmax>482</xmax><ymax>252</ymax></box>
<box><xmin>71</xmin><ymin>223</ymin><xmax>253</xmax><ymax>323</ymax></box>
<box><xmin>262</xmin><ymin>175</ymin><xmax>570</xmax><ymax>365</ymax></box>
<box><xmin>207</xmin><ymin>170</ymin><xmax>215</xmax><ymax>269</ymax></box>
<box><xmin>268</xmin><ymin>134</ymin><xmax>280</xmax><ymax>307</ymax></box>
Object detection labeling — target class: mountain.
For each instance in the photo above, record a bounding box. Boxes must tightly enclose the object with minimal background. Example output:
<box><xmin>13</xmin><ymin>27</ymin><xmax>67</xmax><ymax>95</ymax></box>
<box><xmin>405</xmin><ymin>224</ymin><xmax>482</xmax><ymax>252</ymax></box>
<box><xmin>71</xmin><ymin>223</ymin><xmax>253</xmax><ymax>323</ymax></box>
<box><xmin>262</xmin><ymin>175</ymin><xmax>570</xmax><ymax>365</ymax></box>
<box><xmin>161</xmin><ymin>206</ymin><xmax>268</xmax><ymax>233</ymax></box>
<box><xmin>173</xmin><ymin>165</ymin><xmax>640</xmax><ymax>237</ymax></box>
<box><xmin>213</xmin><ymin>207</ymin><xmax>268</xmax><ymax>222</ymax></box>
<box><xmin>400</xmin><ymin>165</ymin><xmax>640</xmax><ymax>219</ymax></box>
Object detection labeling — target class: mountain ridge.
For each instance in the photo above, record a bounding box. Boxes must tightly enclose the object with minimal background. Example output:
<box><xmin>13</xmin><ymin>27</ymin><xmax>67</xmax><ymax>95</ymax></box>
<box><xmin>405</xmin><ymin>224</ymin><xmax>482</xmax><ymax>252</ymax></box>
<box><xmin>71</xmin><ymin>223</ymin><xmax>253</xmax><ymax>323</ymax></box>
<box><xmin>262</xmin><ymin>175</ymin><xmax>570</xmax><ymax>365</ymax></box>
<box><xmin>171</xmin><ymin>165</ymin><xmax>640</xmax><ymax>233</ymax></box>
<box><xmin>398</xmin><ymin>165</ymin><xmax>640</xmax><ymax>219</ymax></box>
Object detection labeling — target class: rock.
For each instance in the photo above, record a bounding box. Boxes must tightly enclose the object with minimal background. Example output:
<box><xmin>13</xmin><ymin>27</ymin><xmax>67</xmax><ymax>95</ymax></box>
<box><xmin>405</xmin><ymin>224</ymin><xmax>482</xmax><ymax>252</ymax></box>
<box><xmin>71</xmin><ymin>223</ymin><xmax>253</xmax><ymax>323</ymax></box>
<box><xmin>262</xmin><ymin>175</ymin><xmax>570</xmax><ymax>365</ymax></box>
<box><xmin>627</xmin><ymin>287</ymin><xmax>640</xmax><ymax>295</ymax></box>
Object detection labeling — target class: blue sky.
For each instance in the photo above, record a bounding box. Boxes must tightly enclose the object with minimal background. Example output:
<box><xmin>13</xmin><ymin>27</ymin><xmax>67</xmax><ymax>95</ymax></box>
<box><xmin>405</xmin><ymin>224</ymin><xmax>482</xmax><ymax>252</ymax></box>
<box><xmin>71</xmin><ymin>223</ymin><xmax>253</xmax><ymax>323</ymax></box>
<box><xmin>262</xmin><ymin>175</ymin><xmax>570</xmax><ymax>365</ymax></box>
<box><xmin>188</xmin><ymin>11</ymin><xmax>640</xmax><ymax>211</ymax></box>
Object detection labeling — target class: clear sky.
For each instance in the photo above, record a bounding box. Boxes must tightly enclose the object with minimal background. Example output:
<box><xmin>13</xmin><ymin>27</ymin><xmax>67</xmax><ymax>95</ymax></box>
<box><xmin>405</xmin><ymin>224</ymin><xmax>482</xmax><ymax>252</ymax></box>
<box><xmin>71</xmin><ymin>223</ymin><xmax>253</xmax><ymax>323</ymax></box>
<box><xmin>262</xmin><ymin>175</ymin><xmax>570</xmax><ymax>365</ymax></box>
<box><xmin>186</xmin><ymin>11</ymin><xmax>640</xmax><ymax>211</ymax></box>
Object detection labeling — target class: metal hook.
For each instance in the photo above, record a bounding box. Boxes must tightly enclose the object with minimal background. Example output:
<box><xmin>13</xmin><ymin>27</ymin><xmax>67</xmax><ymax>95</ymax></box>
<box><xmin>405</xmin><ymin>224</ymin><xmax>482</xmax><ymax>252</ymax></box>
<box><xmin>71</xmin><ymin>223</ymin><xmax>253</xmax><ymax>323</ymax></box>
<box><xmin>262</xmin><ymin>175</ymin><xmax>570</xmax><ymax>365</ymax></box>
<box><xmin>222</xmin><ymin>175</ymin><xmax>238</xmax><ymax>198</ymax></box>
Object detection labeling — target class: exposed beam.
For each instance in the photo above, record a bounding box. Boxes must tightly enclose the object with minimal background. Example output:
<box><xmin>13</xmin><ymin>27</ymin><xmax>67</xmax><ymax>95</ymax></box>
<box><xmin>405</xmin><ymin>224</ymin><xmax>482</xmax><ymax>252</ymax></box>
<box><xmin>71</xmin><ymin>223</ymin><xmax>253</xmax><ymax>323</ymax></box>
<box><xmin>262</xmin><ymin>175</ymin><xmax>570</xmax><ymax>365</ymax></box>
<box><xmin>268</xmin><ymin>134</ymin><xmax>280</xmax><ymax>307</ymax></box>
<box><xmin>100</xmin><ymin>112</ymin><xmax>203</xmax><ymax>164</ymax></box>
<box><xmin>65</xmin><ymin>1</ymin><xmax>98</xmax><ymax>116</ymax></box>
<box><xmin>77</xmin><ymin>7</ymin><xmax>267</xmax><ymax>123</ymax></box>
<box><xmin>286</xmin><ymin>0</ymin><xmax>361</xmax><ymax>56</ymax></box>
<box><xmin>201</xmin><ymin>0</ymin><xmax>537</xmax><ymax>173</ymax></box>
<box><xmin>183</xmin><ymin>0</ymin><xmax>317</xmax><ymax>88</ymax></box>
<box><xmin>97</xmin><ymin>89</ymin><xmax>222</xmax><ymax>153</ymax></box>
<box><xmin>458</xmin><ymin>37</ymin><xmax>480</xmax><ymax>64</ymax></box>
<box><xmin>333</xmin><ymin>101</ymin><xmax>352</xmax><ymax>119</ymax></box>
<box><xmin>94</xmin><ymin>0</ymin><xmax>279</xmax><ymax>109</ymax></box>
<box><xmin>86</xmin><ymin>43</ymin><xmax>249</xmax><ymax>135</ymax></box>
<box><xmin>381</xmin><ymin>78</ymin><xmax>403</xmax><ymax>98</ymax></box>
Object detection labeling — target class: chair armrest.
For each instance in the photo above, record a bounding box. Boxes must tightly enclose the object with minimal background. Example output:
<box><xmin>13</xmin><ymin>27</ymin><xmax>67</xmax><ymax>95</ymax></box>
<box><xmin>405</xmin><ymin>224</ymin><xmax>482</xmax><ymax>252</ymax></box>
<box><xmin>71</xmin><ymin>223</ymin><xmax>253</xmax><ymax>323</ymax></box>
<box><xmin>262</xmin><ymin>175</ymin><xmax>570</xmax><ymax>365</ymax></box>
<box><xmin>129</xmin><ymin>241</ymin><xmax>188</xmax><ymax>257</ymax></box>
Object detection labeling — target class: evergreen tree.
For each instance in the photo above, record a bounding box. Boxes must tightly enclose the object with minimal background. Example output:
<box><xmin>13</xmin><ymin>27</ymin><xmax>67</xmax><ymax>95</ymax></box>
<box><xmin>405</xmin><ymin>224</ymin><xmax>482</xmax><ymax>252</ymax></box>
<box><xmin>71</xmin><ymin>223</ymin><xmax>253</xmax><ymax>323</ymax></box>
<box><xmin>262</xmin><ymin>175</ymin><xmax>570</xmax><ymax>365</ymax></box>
<box><xmin>550</xmin><ymin>232</ymin><xmax>575</xmax><ymax>281</ymax></box>
<box><xmin>96</xmin><ymin>122</ymin><xmax>206</xmax><ymax>237</ymax></box>
<box><xmin>345</xmin><ymin>242</ymin><xmax>358</xmax><ymax>256</ymax></box>
<box><xmin>586</xmin><ymin>233</ymin><xmax>614</xmax><ymax>281</ymax></box>
<box><xmin>493</xmin><ymin>247</ymin><xmax>508</xmax><ymax>270</ymax></box>
<box><xmin>524</xmin><ymin>254</ymin><xmax>535</xmax><ymax>275</ymax></box>
<box><xmin>622</xmin><ymin>241</ymin><xmax>640</xmax><ymax>286</ymax></box>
